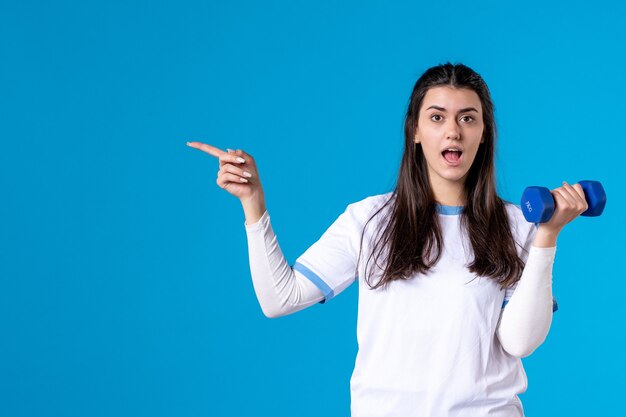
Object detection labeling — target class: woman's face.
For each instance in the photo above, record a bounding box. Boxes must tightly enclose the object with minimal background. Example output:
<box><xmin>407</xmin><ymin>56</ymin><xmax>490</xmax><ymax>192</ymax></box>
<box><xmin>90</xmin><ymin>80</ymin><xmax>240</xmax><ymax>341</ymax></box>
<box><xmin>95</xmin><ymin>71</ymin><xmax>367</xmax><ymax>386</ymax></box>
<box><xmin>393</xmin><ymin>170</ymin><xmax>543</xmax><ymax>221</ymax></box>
<box><xmin>414</xmin><ymin>86</ymin><xmax>485</xmax><ymax>189</ymax></box>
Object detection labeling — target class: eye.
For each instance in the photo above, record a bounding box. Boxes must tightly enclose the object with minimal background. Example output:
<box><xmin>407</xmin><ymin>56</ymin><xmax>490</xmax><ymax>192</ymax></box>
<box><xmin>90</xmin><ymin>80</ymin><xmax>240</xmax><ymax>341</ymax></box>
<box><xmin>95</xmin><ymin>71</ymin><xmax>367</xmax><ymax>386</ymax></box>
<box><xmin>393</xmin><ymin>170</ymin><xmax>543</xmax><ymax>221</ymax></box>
<box><xmin>430</xmin><ymin>114</ymin><xmax>443</xmax><ymax>122</ymax></box>
<box><xmin>461</xmin><ymin>115</ymin><xmax>475</xmax><ymax>123</ymax></box>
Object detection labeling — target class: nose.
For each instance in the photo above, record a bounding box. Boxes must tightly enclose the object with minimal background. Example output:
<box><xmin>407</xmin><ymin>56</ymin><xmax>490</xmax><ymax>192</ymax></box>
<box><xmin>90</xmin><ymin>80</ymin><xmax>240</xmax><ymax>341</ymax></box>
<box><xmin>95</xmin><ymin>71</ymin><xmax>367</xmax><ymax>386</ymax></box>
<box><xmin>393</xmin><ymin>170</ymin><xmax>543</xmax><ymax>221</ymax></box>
<box><xmin>446</xmin><ymin>120</ymin><xmax>461</xmax><ymax>140</ymax></box>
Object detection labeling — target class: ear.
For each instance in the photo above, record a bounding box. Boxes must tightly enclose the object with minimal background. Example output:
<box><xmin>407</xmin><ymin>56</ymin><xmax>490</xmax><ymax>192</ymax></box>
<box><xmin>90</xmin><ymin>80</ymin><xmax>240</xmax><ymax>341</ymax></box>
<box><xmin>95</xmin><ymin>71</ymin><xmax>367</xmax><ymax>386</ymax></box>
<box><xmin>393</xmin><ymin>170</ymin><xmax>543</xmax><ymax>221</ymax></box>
<box><xmin>414</xmin><ymin>133</ymin><xmax>420</xmax><ymax>144</ymax></box>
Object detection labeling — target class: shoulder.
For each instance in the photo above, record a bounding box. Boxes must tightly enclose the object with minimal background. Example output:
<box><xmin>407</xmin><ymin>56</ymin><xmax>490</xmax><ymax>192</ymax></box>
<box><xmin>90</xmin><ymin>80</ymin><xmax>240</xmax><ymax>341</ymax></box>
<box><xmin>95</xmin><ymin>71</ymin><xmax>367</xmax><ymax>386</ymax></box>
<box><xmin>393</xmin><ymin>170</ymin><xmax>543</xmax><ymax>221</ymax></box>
<box><xmin>338</xmin><ymin>192</ymin><xmax>394</xmax><ymax>230</ymax></box>
<box><xmin>503</xmin><ymin>201</ymin><xmax>524</xmax><ymax>223</ymax></box>
<box><xmin>347</xmin><ymin>191</ymin><xmax>394</xmax><ymax>217</ymax></box>
<box><xmin>503</xmin><ymin>201</ymin><xmax>536</xmax><ymax>244</ymax></box>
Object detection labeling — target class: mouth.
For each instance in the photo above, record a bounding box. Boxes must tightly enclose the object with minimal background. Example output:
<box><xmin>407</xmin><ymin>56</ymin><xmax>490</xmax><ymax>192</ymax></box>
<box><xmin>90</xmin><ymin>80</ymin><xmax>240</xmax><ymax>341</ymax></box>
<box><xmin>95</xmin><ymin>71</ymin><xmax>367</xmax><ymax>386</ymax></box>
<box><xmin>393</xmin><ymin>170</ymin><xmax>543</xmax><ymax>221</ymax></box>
<box><xmin>441</xmin><ymin>148</ymin><xmax>463</xmax><ymax>166</ymax></box>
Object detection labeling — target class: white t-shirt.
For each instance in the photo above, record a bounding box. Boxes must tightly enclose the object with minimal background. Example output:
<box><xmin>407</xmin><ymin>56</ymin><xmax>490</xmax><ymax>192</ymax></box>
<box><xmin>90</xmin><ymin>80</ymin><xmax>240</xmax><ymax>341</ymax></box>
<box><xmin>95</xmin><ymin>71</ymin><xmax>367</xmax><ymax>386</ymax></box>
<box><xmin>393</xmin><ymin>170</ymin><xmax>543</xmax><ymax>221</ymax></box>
<box><xmin>291</xmin><ymin>192</ymin><xmax>555</xmax><ymax>416</ymax></box>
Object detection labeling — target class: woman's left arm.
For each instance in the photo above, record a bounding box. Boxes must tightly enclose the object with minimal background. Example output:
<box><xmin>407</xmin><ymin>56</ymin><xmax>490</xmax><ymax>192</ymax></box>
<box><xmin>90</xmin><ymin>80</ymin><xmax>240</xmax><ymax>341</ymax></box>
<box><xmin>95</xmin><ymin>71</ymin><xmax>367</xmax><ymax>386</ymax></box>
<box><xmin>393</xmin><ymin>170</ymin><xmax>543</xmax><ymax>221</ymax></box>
<box><xmin>497</xmin><ymin>181</ymin><xmax>589</xmax><ymax>358</ymax></box>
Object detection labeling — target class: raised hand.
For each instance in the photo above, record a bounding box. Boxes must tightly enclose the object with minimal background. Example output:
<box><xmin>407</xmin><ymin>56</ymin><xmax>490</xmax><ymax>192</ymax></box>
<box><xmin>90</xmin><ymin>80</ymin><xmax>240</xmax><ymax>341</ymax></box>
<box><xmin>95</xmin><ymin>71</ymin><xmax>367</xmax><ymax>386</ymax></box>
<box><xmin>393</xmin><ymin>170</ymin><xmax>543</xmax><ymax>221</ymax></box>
<box><xmin>533</xmin><ymin>181</ymin><xmax>589</xmax><ymax>247</ymax></box>
<box><xmin>542</xmin><ymin>181</ymin><xmax>589</xmax><ymax>233</ymax></box>
<box><xmin>186</xmin><ymin>141</ymin><xmax>264</xmax><ymax>203</ymax></box>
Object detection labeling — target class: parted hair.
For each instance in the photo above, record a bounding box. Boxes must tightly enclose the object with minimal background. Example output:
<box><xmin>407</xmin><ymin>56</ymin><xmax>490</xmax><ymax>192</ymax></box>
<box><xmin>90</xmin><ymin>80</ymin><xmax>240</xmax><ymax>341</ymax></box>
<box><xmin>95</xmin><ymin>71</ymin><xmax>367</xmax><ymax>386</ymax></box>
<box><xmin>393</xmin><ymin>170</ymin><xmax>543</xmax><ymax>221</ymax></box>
<box><xmin>355</xmin><ymin>62</ymin><xmax>525</xmax><ymax>292</ymax></box>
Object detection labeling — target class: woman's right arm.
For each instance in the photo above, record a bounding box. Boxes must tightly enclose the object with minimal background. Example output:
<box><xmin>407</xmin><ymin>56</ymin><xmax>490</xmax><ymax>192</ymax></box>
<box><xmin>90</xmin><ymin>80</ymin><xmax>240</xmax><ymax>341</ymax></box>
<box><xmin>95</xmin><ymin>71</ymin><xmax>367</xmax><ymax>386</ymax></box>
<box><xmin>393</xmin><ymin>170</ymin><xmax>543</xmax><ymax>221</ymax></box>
<box><xmin>243</xmin><ymin>200</ymin><xmax>325</xmax><ymax>318</ymax></box>
<box><xmin>186</xmin><ymin>142</ymin><xmax>324</xmax><ymax>318</ymax></box>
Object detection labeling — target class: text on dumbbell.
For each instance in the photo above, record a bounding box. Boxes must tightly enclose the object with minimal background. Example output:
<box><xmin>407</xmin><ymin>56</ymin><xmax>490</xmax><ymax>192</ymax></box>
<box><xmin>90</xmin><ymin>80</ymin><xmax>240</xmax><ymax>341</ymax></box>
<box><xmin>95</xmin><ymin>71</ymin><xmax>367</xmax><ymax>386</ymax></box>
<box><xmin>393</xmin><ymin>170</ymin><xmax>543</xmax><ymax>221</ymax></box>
<box><xmin>525</xmin><ymin>201</ymin><xmax>532</xmax><ymax>212</ymax></box>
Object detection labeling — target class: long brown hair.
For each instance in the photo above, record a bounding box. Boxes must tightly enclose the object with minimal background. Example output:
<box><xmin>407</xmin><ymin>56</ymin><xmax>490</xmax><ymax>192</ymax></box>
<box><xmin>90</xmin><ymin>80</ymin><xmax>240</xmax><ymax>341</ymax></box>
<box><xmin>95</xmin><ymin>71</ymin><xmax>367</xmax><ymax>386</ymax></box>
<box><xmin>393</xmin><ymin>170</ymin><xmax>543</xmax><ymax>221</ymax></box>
<box><xmin>356</xmin><ymin>62</ymin><xmax>524</xmax><ymax>292</ymax></box>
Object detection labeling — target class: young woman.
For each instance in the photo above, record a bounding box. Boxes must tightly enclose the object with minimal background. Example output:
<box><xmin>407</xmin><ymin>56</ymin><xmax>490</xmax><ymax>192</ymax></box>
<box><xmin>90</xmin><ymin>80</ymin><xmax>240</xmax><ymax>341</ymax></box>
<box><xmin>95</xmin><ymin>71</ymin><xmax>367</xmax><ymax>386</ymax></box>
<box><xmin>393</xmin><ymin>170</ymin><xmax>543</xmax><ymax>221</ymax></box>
<box><xmin>187</xmin><ymin>62</ymin><xmax>588</xmax><ymax>416</ymax></box>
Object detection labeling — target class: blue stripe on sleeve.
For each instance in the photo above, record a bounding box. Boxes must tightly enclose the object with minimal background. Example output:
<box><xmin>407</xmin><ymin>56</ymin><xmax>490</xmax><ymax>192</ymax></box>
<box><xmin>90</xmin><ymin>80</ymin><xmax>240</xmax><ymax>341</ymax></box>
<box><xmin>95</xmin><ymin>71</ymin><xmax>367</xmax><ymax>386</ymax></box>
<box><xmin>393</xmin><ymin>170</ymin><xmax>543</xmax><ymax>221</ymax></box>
<box><xmin>293</xmin><ymin>262</ymin><xmax>334</xmax><ymax>304</ymax></box>
<box><xmin>501</xmin><ymin>296</ymin><xmax>559</xmax><ymax>312</ymax></box>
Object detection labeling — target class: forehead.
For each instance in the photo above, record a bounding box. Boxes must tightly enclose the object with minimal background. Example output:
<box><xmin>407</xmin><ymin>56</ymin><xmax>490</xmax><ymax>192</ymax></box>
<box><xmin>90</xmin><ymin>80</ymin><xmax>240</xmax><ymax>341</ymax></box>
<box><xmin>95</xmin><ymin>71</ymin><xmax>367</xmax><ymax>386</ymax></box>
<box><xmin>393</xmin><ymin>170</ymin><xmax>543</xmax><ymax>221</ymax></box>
<box><xmin>421</xmin><ymin>86</ymin><xmax>482</xmax><ymax>113</ymax></box>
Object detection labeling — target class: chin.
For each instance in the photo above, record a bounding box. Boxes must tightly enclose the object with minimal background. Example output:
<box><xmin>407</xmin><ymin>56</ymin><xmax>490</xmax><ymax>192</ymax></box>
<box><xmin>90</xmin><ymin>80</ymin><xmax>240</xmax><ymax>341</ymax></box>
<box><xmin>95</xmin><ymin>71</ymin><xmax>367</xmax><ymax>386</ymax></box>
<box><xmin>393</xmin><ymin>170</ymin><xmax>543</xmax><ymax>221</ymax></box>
<box><xmin>441</xmin><ymin>171</ymin><xmax>469</xmax><ymax>183</ymax></box>
<box><xmin>448</xmin><ymin>176</ymin><xmax>467</xmax><ymax>183</ymax></box>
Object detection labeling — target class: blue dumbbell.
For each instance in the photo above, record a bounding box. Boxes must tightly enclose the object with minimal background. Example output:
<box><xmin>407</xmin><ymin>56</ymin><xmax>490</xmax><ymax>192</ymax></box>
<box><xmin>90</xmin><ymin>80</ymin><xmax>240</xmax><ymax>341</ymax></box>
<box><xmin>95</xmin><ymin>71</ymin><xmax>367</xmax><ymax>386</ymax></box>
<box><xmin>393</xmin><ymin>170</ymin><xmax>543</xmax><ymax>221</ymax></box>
<box><xmin>521</xmin><ymin>180</ymin><xmax>607</xmax><ymax>223</ymax></box>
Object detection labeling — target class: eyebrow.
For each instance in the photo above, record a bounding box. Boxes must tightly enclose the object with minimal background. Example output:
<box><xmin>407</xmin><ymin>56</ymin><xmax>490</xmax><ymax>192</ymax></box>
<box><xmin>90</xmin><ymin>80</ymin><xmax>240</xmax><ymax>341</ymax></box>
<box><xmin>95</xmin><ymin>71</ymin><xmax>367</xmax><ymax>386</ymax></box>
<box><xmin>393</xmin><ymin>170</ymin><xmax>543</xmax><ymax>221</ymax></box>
<box><xmin>425</xmin><ymin>105</ymin><xmax>479</xmax><ymax>113</ymax></box>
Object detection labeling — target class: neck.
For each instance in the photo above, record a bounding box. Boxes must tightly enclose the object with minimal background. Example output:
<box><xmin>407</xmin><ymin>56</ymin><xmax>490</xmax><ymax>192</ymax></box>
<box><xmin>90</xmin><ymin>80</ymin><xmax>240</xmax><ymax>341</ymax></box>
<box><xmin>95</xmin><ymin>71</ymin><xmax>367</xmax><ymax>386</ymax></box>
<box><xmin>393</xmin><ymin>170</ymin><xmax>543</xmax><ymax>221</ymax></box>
<box><xmin>430</xmin><ymin>177</ymin><xmax>466</xmax><ymax>206</ymax></box>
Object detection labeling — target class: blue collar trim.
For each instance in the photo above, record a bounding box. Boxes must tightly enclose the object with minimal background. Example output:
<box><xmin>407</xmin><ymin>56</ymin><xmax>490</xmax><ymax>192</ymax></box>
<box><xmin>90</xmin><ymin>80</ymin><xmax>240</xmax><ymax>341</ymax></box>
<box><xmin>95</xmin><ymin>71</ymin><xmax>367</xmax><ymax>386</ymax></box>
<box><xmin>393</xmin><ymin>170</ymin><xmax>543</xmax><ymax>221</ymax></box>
<box><xmin>436</xmin><ymin>204</ymin><xmax>464</xmax><ymax>215</ymax></box>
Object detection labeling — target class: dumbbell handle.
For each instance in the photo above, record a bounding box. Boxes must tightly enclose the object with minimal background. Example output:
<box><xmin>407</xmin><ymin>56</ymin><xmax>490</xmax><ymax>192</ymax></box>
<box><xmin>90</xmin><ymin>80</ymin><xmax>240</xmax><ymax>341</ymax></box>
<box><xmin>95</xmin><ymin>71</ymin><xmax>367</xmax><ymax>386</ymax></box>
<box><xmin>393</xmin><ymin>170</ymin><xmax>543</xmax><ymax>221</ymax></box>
<box><xmin>521</xmin><ymin>180</ymin><xmax>607</xmax><ymax>223</ymax></box>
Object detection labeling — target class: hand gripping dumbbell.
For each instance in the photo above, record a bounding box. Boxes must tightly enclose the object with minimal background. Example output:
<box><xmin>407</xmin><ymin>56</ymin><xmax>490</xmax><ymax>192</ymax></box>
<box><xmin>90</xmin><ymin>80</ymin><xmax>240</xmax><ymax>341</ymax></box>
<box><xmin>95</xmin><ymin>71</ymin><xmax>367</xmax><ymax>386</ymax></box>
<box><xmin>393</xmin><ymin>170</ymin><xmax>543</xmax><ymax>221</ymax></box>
<box><xmin>521</xmin><ymin>180</ymin><xmax>607</xmax><ymax>223</ymax></box>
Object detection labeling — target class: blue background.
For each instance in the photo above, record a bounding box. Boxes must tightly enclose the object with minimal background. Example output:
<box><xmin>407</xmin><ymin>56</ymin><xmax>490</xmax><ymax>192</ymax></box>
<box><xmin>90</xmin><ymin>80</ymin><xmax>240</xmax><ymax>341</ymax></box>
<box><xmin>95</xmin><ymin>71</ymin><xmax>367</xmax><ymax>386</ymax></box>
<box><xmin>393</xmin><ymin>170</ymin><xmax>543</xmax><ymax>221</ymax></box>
<box><xmin>1</xmin><ymin>0</ymin><xmax>624</xmax><ymax>416</ymax></box>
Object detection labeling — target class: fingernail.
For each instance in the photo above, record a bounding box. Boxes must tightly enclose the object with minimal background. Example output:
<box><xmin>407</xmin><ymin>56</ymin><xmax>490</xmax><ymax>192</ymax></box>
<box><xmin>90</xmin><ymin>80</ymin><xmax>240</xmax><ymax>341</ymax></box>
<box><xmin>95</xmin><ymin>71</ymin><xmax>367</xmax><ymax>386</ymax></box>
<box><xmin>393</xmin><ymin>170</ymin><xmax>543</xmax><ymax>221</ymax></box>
<box><xmin>237</xmin><ymin>157</ymin><xmax>245</xmax><ymax>163</ymax></box>
<box><xmin>227</xmin><ymin>148</ymin><xmax>234</xmax><ymax>153</ymax></box>
<box><xmin>186</xmin><ymin>142</ymin><xmax>191</xmax><ymax>146</ymax></box>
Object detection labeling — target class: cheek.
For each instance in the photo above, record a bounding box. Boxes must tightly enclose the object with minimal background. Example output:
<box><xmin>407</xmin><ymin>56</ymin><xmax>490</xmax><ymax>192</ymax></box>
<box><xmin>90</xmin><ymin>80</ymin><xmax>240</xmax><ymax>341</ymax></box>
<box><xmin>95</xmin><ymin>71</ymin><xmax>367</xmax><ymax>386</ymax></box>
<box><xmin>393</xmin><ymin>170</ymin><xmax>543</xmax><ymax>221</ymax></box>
<box><xmin>465</xmin><ymin>146</ymin><xmax>483</xmax><ymax>164</ymax></box>
<box><xmin>472</xmin><ymin>127</ymin><xmax>485</xmax><ymax>144</ymax></box>
<box><xmin>422</xmin><ymin>146</ymin><xmax>444</xmax><ymax>166</ymax></box>
<box><xmin>420</xmin><ymin>143</ymin><xmax>439</xmax><ymax>159</ymax></box>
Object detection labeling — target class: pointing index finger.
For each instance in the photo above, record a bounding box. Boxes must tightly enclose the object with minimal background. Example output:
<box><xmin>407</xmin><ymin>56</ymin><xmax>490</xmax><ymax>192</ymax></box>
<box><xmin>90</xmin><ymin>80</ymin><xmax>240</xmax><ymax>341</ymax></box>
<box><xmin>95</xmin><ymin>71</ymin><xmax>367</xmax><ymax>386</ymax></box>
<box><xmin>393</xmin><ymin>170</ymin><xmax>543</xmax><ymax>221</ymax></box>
<box><xmin>186</xmin><ymin>141</ymin><xmax>225</xmax><ymax>159</ymax></box>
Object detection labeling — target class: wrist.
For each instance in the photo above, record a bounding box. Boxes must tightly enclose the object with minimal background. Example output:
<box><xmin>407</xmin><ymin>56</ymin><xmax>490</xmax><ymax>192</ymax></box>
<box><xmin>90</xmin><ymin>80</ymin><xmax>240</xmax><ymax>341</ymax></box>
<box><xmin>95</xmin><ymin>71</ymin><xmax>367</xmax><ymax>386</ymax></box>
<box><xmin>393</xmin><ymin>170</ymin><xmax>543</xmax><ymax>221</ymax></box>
<box><xmin>241</xmin><ymin>194</ymin><xmax>267</xmax><ymax>226</ymax></box>
<box><xmin>533</xmin><ymin>224</ymin><xmax>560</xmax><ymax>248</ymax></box>
<box><xmin>240</xmin><ymin>189</ymin><xmax>265</xmax><ymax>206</ymax></box>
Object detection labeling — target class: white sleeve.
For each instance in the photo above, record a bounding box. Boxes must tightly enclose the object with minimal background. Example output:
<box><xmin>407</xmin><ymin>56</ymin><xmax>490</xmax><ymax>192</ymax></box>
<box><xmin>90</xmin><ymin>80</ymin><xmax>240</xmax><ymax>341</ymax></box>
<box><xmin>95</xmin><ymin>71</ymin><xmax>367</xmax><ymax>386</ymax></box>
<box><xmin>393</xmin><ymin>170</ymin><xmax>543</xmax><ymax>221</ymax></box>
<box><xmin>502</xmin><ymin>224</ymin><xmax>559</xmax><ymax>312</ymax></box>
<box><xmin>244</xmin><ymin>209</ymin><xmax>326</xmax><ymax>319</ymax></box>
<box><xmin>497</xmin><ymin>222</ymin><xmax>557</xmax><ymax>358</ymax></box>
<box><xmin>292</xmin><ymin>203</ymin><xmax>361</xmax><ymax>303</ymax></box>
